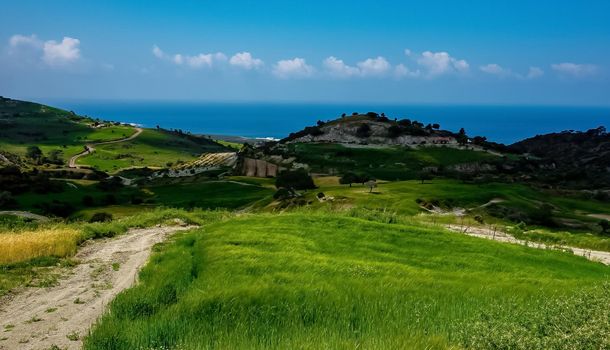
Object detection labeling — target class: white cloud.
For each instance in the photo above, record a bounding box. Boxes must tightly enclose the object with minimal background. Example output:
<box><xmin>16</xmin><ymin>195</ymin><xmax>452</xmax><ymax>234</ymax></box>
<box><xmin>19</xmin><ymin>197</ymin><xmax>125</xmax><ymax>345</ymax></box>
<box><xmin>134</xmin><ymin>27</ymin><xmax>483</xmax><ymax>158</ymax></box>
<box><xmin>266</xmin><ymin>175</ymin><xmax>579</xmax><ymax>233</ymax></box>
<box><xmin>480</xmin><ymin>63</ymin><xmax>507</xmax><ymax>76</ymax></box>
<box><xmin>404</xmin><ymin>48</ymin><xmax>412</xmax><ymax>57</ymax></box>
<box><xmin>9</xmin><ymin>34</ymin><xmax>41</xmax><ymax>49</ymax></box>
<box><xmin>152</xmin><ymin>45</ymin><xmax>166</xmax><ymax>59</ymax></box>
<box><xmin>526</xmin><ymin>67</ymin><xmax>544</xmax><ymax>79</ymax></box>
<box><xmin>42</xmin><ymin>37</ymin><xmax>81</xmax><ymax>66</ymax></box>
<box><xmin>480</xmin><ymin>64</ymin><xmax>544</xmax><ymax>80</ymax></box>
<box><xmin>551</xmin><ymin>62</ymin><xmax>597</xmax><ymax>78</ymax></box>
<box><xmin>152</xmin><ymin>45</ymin><xmax>227</xmax><ymax>69</ymax></box>
<box><xmin>417</xmin><ymin>51</ymin><xmax>469</xmax><ymax>77</ymax></box>
<box><xmin>229</xmin><ymin>52</ymin><xmax>264</xmax><ymax>70</ymax></box>
<box><xmin>273</xmin><ymin>58</ymin><xmax>315</xmax><ymax>79</ymax></box>
<box><xmin>8</xmin><ymin>34</ymin><xmax>81</xmax><ymax>67</ymax></box>
<box><xmin>394</xmin><ymin>63</ymin><xmax>421</xmax><ymax>79</ymax></box>
<box><xmin>185</xmin><ymin>53</ymin><xmax>226</xmax><ymax>68</ymax></box>
<box><xmin>323</xmin><ymin>56</ymin><xmax>360</xmax><ymax>78</ymax></box>
<box><xmin>357</xmin><ymin>56</ymin><xmax>390</xmax><ymax>77</ymax></box>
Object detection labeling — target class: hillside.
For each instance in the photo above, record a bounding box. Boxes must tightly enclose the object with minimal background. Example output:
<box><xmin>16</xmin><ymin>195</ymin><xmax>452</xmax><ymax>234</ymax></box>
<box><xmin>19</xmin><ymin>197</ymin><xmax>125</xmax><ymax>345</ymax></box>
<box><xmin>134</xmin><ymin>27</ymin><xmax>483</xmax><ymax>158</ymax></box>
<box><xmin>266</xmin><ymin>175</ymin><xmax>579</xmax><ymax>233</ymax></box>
<box><xmin>510</xmin><ymin>127</ymin><xmax>610</xmax><ymax>187</ymax></box>
<box><xmin>0</xmin><ymin>97</ymin><xmax>228</xmax><ymax>172</ymax></box>
<box><xmin>84</xmin><ymin>212</ymin><xmax>610</xmax><ymax>349</ymax></box>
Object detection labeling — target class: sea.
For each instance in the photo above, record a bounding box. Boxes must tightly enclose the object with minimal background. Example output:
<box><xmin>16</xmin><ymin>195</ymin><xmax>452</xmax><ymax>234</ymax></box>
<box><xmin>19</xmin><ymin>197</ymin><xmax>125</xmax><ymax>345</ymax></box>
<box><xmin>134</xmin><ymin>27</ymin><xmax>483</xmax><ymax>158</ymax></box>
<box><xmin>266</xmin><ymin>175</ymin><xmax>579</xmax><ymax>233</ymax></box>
<box><xmin>44</xmin><ymin>100</ymin><xmax>609</xmax><ymax>145</ymax></box>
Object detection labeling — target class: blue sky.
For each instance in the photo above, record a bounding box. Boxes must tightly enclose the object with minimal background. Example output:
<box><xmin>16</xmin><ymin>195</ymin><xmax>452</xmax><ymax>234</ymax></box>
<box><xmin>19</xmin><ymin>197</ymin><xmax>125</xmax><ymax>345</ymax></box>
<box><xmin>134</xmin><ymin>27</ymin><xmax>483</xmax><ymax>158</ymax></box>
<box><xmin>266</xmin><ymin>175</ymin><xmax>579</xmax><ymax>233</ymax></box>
<box><xmin>1</xmin><ymin>0</ymin><xmax>609</xmax><ymax>105</ymax></box>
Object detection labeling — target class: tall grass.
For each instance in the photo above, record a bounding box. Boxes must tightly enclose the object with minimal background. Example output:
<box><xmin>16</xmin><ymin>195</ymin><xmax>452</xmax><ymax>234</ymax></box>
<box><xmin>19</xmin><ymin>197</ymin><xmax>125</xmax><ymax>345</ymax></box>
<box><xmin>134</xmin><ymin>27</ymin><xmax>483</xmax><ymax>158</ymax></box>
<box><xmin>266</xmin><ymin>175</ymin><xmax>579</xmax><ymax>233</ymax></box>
<box><xmin>0</xmin><ymin>227</ymin><xmax>81</xmax><ymax>265</ymax></box>
<box><xmin>84</xmin><ymin>212</ymin><xmax>610</xmax><ymax>349</ymax></box>
<box><xmin>0</xmin><ymin>208</ymin><xmax>230</xmax><ymax>267</ymax></box>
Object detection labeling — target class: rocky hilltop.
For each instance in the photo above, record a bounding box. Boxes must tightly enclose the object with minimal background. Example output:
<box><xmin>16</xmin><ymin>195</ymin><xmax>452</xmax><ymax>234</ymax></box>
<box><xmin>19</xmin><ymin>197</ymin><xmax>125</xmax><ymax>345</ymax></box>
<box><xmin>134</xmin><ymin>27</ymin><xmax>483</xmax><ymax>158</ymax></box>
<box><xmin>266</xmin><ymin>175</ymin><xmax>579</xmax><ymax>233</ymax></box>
<box><xmin>281</xmin><ymin>112</ymin><xmax>462</xmax><ymax>146</ymax></box>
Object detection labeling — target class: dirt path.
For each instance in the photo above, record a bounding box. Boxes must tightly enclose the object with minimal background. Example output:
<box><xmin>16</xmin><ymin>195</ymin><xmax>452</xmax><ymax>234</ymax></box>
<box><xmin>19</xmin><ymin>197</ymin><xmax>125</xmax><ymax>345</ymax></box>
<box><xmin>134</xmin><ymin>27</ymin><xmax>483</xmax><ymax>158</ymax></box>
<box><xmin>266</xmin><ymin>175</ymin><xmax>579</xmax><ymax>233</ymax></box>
<box><xmin>69</xmin><ymin>127</ymin><xmax>143</xmax><ymax>168</ymax></box>
<box><xmin>446</xmin><ymin>224</ymin><xmax>610</xmax><ymax>265</ymax></box>
<box><xmin>0</xmin><ymin>225</ymin><xmax>194</xmax><ymax>350</ymax></box>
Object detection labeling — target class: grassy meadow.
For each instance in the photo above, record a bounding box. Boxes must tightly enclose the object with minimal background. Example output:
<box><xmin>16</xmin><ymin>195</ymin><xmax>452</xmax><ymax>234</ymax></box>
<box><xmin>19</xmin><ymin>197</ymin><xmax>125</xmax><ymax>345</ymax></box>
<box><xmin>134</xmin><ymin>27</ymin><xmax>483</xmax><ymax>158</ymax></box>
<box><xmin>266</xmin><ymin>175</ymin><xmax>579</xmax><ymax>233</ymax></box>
<box><xmin>78</xmin><ymin>129</ymin><xmax>227</xmax><ymax>172</ymax></box>
<box><xmin>84</xmin><ymin>211</ymin><xmax>610</xmax><ymax>349</ymax></box>
<box><xmin>285</xmin><ymin>143</ymin><xmax>500</xmax><ymax>180</ymax></box>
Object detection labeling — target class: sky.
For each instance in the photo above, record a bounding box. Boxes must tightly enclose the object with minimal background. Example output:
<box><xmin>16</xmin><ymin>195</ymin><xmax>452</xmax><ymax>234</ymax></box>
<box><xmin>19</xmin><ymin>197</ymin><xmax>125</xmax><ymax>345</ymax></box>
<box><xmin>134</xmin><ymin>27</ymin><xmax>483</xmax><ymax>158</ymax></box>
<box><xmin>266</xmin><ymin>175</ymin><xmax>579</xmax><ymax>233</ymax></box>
<box><xmin>1</xmin><ymin>0</ymin><xmax>609</xmax><ymax>105</ymax></box>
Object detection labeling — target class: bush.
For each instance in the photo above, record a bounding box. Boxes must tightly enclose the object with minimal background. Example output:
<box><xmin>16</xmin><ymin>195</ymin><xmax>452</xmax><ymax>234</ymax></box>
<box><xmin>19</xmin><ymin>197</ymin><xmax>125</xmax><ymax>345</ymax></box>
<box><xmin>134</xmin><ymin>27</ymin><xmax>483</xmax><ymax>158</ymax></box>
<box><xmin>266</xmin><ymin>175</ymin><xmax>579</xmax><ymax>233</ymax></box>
<box><xmin>356</xmin><ymin>123</ymin><xmax>371</xmax><ymax>138</ymax></box>
<box><xmin>98</xmin><ymin>177</ymin><xmax>124</xmax><ymax>191</ymax></box>
<box><xmin>275</xmin><ymin>169</ymin><xmax>316</xmax><ymax>190</ymax></box>
<box><xmin>387</xmin><ymin>125</ymin><xmax>402</xmax><ymax>138</ymax></box>
<box><xmin>90</xmin><ymin>212</ymin><xmax>113</xmax><ymax>223</ymax></box>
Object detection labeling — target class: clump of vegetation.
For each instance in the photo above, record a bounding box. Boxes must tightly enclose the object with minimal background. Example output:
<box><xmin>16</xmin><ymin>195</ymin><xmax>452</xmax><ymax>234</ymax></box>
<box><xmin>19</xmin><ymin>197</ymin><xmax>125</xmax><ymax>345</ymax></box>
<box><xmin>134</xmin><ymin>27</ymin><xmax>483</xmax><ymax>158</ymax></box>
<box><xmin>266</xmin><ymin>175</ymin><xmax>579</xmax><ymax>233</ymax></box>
<box><xmin>89</xmin><ymin>212</ymin><xmax>113</xmax><ymax>223</ymax></box>
<box><xmin>275</xmin><ymin>169</ymin><xmax>316</xmax><ymax>190</ymax></box>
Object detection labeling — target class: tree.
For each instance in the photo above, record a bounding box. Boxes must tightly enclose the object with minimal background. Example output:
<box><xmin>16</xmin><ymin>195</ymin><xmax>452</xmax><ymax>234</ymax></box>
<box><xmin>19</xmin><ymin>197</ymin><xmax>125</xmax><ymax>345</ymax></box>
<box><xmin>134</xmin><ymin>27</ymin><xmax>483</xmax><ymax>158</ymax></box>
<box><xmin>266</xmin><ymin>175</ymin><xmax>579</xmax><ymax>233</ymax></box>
<box><xmin>339</xmin><ymin>172</ymin><xmax>359</xmax><ymax>187</ymax></box>
<box><xmin>341</xmin><ymin>113</ymin><xmax>346</xmax><ymax>118</ymax></box>
<box><xmin>356</xmin><ymin>123</ymin><xmax>372</xmax><ymax>138</ymax></box>
<box><xmin>365</xmin><ymin>180</ymin><xmax>377</xmax><ymax>193</ymax></box>
<box><xmin>387</xmin><ymin>125</ymin><xmax>402</xmax><ymax>138</ymax></box>
<box><xmin>456</xmin><ymin>128</ymin><xmax>468</xmax><ymax>146</ymax></box>
<box><xmin>600</xmin><ymin>220</ymin><xmax>610</xmax><ymax>235</ymax></box>
<box><xmin>275</xmin><ymin>169</ymin><xmax>316</xmax><ymax>190</ymax></box>
<box><xmin>419</xmin><ymin>171</ymin><xmax>433</xmax><ymax>184</ymax></box>
<box><xmin>432</xmin><ymin>123</ymin><xmax>440</xmax><ymax>129</ymax></box>
<box><xmin>46</xmin><ymin>149</ymin><xmax>64</xmax><ymax>165</ymax></box>
<box><xmin>26</xmin><ymin>146</ymin><xmax>43</xmax><ymax>162</ymax></box>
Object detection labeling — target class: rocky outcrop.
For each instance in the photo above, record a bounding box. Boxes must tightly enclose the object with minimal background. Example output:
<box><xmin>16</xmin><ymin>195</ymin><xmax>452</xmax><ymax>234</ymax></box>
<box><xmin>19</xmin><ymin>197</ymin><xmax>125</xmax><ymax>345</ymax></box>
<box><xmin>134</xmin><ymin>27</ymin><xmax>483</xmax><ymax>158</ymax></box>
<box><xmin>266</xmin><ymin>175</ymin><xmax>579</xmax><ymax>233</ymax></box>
<box><xmin>241</xmin><ymin>157</ymin><xmax>279</xmax><ymax>177</ymax></box>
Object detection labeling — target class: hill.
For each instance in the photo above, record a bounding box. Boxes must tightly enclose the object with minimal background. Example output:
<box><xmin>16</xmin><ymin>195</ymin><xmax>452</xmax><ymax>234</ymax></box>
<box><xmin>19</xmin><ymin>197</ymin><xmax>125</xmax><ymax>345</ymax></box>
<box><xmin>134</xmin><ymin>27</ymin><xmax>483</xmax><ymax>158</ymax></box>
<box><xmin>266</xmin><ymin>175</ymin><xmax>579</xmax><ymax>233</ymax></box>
<box><xmin>510</xmin><ymin>127</ymin><xmax>610</xmax><ymax>188</ymax></box>
<box><xmin>0</xmin><ymin>97</ymin><xmax>228</xmax><ymax>172</ymax></box>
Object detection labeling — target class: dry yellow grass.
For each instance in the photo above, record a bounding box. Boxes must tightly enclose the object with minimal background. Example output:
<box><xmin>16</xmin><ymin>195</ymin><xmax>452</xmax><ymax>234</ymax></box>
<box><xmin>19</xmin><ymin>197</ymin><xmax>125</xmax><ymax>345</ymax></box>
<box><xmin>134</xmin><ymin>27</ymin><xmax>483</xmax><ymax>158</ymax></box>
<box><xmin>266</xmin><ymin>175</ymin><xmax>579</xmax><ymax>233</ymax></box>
<box><xmin>0</xmin><ymin>228</ymin><xmax>81</xmax><ymax>265</ymax></box>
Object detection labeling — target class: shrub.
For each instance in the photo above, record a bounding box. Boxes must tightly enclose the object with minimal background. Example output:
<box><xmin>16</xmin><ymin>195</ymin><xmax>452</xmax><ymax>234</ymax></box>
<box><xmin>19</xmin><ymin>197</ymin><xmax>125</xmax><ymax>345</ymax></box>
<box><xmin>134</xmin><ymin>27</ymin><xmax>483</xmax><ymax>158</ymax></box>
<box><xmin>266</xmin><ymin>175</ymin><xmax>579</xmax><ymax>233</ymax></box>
<box><xmin>89</xmin><ymin>212</ymin><xmax>113</xmax><ymax>223</ymax></box>
<box><xmin>387</xmin><ymin>125</ymin><xmax>402</xmax><ymax>138</ymax></box>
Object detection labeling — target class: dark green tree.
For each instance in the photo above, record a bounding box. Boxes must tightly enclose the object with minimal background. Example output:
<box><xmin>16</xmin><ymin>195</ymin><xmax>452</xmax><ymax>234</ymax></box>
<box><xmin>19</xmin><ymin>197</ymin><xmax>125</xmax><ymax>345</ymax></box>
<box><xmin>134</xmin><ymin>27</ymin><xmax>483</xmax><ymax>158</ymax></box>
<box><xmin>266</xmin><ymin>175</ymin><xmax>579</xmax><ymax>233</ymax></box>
<box><xmin>275</xmin><ymin>169</ymin><xmax>316</xmax><ymax>190</ymax></box>
<box><xmin>26</xmin><ymin>146</ymin><xmax>43</xmax><ymax>162</ymax></box>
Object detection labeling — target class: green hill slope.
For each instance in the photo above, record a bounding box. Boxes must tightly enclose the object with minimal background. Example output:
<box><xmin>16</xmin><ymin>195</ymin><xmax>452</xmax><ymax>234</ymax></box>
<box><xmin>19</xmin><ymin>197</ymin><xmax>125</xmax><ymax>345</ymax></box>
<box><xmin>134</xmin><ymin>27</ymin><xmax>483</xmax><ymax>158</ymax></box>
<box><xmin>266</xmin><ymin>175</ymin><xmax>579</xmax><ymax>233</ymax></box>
<box><xmin>0</xmin><ymin>97</ymin><xmax>227</xmax><ymax>171</ymax></box>
<box><xmin>85</xmin><ymin>212</ymin><xmax>610</xmax><ymax>349</ymax></box>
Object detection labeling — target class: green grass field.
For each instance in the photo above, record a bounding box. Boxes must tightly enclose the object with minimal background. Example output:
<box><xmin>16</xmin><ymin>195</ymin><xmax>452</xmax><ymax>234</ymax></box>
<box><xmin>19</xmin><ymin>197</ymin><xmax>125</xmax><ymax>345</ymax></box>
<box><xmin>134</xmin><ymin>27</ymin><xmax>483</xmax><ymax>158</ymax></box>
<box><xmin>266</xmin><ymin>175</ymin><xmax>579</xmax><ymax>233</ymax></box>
<box><xmin>285</xmin><ymin>143</ymin><xmax>500</xmax><ymax>180</ymax></box>
<box><xmin>78</xmin><ymin>129</ymin><xmax>227</xmax><ymax>172</ymax></box>
<box><xmin>84</xmin><ymin>211</ymin><xmax>610</xmax><ymax>349</ymax></box>
<box><xmin>309</xmin><ymin>178</ymin><xmax>610</xmax><ymax>251</ymax></box>
<box><xmin>14</xmin><ymin>177</ymin><xmax>273</xmax><ymax>218</ymax></box>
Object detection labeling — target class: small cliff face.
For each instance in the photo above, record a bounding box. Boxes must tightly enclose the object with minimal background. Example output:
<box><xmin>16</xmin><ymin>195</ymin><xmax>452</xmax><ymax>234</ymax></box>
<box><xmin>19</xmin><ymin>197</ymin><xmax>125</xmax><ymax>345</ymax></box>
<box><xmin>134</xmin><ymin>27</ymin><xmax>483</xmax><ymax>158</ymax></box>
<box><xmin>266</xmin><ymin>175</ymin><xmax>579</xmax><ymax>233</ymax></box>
<box><xmin>241</xmin><ymin>158</ymin><xmax>279</xmax><ymax>177</ymax></box>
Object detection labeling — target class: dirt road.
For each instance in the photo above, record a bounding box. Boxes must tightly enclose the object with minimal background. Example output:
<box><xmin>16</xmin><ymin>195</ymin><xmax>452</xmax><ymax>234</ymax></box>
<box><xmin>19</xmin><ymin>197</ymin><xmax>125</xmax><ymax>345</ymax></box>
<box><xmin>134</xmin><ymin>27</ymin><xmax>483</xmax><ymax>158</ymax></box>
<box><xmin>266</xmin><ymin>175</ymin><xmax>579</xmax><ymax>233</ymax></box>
<box><xmin>0</xmin><ymin>224</ymin><xmax>193</xmax><ymax>350</ymax></box>
<box><xmin>68</xmin><ymin>127</ymin><xmax>143</xmax><ymax>168</ymax></box>
<box><xmin>446</xmin><ymin>224</ymin><xmax>610</xmax><ymax>265</ymax></box>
